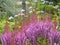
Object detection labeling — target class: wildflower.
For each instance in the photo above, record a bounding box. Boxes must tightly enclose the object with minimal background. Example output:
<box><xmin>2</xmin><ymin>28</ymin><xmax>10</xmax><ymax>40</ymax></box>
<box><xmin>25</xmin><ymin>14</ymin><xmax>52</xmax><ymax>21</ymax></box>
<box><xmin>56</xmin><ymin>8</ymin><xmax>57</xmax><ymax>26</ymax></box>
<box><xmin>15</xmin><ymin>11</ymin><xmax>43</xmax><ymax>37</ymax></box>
<box><xmin>9</xmin><ymin>16</ymin><xmax>13</xmax><ymax>20</ymax></box>
<box><xmin>40</xmin><ymin>10</ymin><xmax>44</xmax><ymax>13</ymax></box>
<box><xmin>0</xmin><ymin>29</ymin><xmax>11</xmax><ymax>45</ymax></box>
<box><xmin>49</xmin><ymin>2</ymin><xmax>53</xmax><ymax>5</ymax></box>
<box><xmin>37</xmin><ymin>15</ymin><xmax>41</xmax><ymax>19</ymax></box>
<box><xmin>18</xmin><ymin>26</ymin><xmax>22</xmax><ymax>29</ymax></box>
<box><xmin>54</xmin><ymin>5</ymin><xmax>59</xmax><ymax>9</ymax></box>
<box><xmin>29</xmin><ymin>11</ymin><xmax>32</xmax><ymax>13</ymax></box>
<box><xmin>21</xmin><ymin>9</ymin><xmax>25</xmax><ymax>13</ymax></box>
<box><xmin>14</xmin><ymin>15</ymin><xmax>19</xmax><ymax>17</ymax></box>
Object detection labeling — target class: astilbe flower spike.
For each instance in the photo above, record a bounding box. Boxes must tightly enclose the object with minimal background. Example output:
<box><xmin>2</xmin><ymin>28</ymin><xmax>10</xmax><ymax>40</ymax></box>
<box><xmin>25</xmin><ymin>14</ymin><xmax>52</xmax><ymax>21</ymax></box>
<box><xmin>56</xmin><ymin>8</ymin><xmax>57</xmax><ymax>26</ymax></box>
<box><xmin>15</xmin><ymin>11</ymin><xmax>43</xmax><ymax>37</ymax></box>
<box><xmin>30</xmin><ymin>9</ymin><xmax>38</xmax><ymax>25</ymax></box>
<box><xmin>19</xmin><ymin>22</ymin><xmax>27</xmax><ymax>45</ymax></box>
<box><xmin>25</xmin><ymin>11</ymin><xmax>42</xmax><ymax>45</ymax></box>
<box><xmin>0</xmin><ymin>21</ymin><xmax>11</xmax><ymax>45</ymax></box>
<box><xmin>0</xmin><ymin>10</ymin><xmax>60</xmax><ymax>45</ymax></box>
<box><xmin>48</xmin><ymin>24</ymin><xmax>60</xmax><ymax>45</ymax></box>
<box><xmin>11</xmin><ymin>24</ymin><xmax>19</xmax><ymax>45</ymax></box>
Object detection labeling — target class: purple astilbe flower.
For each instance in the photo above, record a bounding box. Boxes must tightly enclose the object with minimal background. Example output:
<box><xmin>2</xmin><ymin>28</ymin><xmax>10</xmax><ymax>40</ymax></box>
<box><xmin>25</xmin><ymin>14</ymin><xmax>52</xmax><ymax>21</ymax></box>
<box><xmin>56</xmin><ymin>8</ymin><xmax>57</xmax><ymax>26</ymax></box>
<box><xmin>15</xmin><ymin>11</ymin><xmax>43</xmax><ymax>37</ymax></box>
<box><xmin>42</xmin><ymin>20</ymin><xmax>53</xmax><ymax>39</ymax></box>
<box><xmin>14</xmin><ymin>32</ymin><xmax>25</xmax><ymax>45</ymax></box>
<box><xmin>40</xmin><ymin>13</ymin><xmax>53</xmax><ymax>39</ymax></box>
<box><xmin>25</xmin><ymin>20</ymin><xmax>43</xmax><ymax>45</ymax></box>
<box><xmin>0</xmin><ymin>34</ymin><xmax>7</xmax><ymax>45</ymax></box>
<box><xmin>53</xmin><ymin>31</ymin><xmax>60</xmax><ymax>45</ymax></box>
<box><xmin>10</xmin><ymin>32</ymin><xmax>16</xmax><ymax>45</ymax></box>
<box><xmin>13</xmin><ymin>25</ymin><xmax>21</xmax><ymax>45</ymax></box>
<box><xmin>24</xmin><ymin>12</ymin><xmax>41</xmax><ymax>45</ymax></box>
<box><xmin>25</xmin><ymin>23</ymin><xmax>38</xmax><ymax>45</ymax></box>
<box><xmin>14</xmin><ymin>32</ymin><xmax>21</xmax><ymax>45</ymax></box>
<box><xmin>36</xmin><ymin>21</ymin><xmax>43</xmax><ymax>37</ymax></box>
<box><xmin>0</xmin><ymin>21</ymin><xmax>11</xmax><ymax>45</ymax></box>
<box><xmin>21</xmin><ymin>32</ymin><xmax>27</xmax><ymax>45</ymax></box>
<box><xmin>48</xmin><ymin>28</ymin><xmax>60</xmax><ymax>45</ymax></box>
<box><xmin>13</xmin><ymin>22</ymin><xmax>27</xmax><ymax>45</ymax></box>
<box><xmin>48</xmin><ymin>30</ymin><xmax>56</xmax><ymax>45</ymax></box>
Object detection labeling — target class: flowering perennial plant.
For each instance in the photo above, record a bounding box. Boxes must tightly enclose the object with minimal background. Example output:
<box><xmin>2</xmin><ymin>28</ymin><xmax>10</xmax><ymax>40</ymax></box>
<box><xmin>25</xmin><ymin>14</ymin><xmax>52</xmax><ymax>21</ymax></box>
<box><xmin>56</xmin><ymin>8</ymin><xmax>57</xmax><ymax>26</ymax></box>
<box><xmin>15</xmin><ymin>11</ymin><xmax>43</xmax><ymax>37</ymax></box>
<box><xmin>0</xmin><ymin>12</ymin><xmax>60</xmax><ymax>45</ymax></box>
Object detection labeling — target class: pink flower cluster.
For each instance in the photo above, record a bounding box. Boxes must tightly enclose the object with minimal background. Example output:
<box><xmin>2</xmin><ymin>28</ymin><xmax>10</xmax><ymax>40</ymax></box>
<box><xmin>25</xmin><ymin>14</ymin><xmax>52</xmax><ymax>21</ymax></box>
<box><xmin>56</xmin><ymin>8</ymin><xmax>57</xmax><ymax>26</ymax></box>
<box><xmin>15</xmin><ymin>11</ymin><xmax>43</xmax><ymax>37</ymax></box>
<box><xmin>0</xmin><ymin>14</ymin><xmax>60</xmax><ymax>45</ymax></box>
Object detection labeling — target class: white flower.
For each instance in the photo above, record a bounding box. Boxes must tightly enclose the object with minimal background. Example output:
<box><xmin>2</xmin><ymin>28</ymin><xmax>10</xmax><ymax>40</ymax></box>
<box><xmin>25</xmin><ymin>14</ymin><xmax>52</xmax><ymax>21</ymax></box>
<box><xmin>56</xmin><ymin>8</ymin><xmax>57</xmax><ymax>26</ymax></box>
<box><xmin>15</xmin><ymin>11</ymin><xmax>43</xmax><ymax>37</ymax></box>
<box><xmin>25</xmin><ymin>1</ymin><xmax>30</xmax><ymax>4</ymax></box>
<box><xmin>16</xmin><ymin>1</ymin><xmax>22</xmax><ymax>5</ymax></box>
<box><xmin>21</xmin><ymin>9</ymin><xmax>25</xmax><ymax>12</ymax></box>
<box><xmin>40</xmin><ymin>10</ymin><xmax>44</xmax><ymax>13</ymax></box>
<box><xmin>29</xmin><ymin>6</ymin><xmax>32</xmax><ymax>10</ymax></box>
<box><xmin>42</xmin><ymin>1</ymin><xmax>46</xmax><ymax>4</ymax></box>
<box><xmin>55</xmin><ymin>5</ymin><xmax>59</xmax><ymax>9</ymax></box>
<box><xmin>49</xmin><ymin>2</ymin><xmax>53</xmax><ymax>5</ymax></box>
<box><xmin>14</xmin><ymin>15</ymin><xmax>18</xmax><ymax>17</ymax></box>
<box><xmin>29</xmin><ymin>11</ymin><xmax>32</xmax><ymax>13</ymax></box>
<box><xmin>9</xmin><ymin>16</ymin><xmax>13</xmax><ymax>20</ymax></box>
<box><xmin>34</xmin><ymin>0</ymin><xmax>38</xmax><ymax>2</ymax></box>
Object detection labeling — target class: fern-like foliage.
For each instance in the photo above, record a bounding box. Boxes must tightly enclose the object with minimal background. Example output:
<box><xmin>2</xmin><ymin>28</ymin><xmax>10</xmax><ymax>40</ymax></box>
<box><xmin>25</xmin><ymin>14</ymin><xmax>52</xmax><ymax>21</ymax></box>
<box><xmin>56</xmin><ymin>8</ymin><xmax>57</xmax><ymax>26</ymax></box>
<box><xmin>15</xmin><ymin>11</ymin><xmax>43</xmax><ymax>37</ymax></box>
<box><xmin>0</xmin><ymin>0</ymin><xmax>22</xmax><ymax>15</ymax></box>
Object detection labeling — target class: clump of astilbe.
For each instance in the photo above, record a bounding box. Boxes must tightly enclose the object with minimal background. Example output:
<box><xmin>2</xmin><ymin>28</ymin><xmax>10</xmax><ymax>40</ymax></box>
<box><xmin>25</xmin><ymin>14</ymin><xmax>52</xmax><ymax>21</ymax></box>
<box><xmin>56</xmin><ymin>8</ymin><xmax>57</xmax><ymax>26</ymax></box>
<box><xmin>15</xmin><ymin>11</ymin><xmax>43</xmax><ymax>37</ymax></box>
<box><xmin>0</xmin><ymin>21</ymin><xmax>11</xmax><ymax>45</ymax></box>
<box><xmin>25</xmin><ymin>10</ymin><xmax>40</xmax><ymax>45</ymax></box>
<box><xmin>37</xmin><ymin>13</ymin><xmax>54</xmax><ymax>45</ymax></box>
<box><xmin>39</xmin><ymin>13</ymin><xmax>53</xmax><ymax>39</ymax></box>
<box><xmin>46</xmin><ymin>14</ymin><xmax>60</xmax><ymax>45</ymax></box>
<box><xmin>11</xmin><ymin>24</ymin><xmax>20</xmax><ymax>45</ymax></box>
<box><xmin>48</xmin><ymin>23</ymin><xmax>60</xmax><ymax>45</ymax></box>
<box><xmin>9</xmin><ymin>21</ymin><xmax>27</xmax><ymax>45</ymax></box>
<box><xmin>19</xmin><ymin>22</ymin><xmax>27</xmax><ymax>45</ymax></box>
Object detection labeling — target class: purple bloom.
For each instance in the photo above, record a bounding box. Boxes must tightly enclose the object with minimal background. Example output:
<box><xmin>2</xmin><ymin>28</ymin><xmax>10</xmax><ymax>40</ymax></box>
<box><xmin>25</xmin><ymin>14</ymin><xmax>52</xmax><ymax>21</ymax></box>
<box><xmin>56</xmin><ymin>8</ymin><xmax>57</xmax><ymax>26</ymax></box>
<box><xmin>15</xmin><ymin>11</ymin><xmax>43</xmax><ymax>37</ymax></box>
<box><xmin>0</xmin><ymin>32</ymin><xmax>11</xmax><ymax>45</ymax></box>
